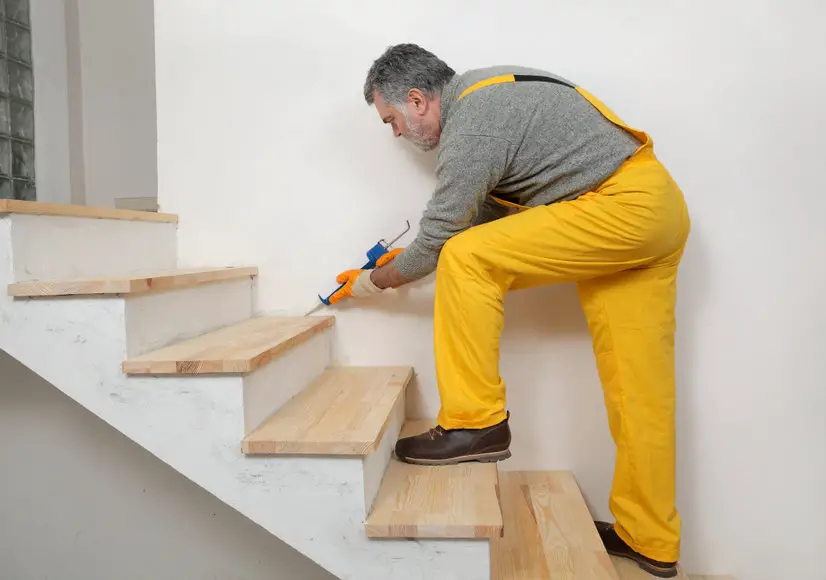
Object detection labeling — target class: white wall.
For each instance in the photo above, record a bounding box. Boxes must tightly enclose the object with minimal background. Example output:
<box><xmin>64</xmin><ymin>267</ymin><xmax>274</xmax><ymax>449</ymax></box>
<box><xmin>64</xmin><ymin>0</ymin><xmax>87</xmax><ymax>206</ymax></box>
<box><xmin>31</xmin><ymin>0</ymin><xmax>73</xmax><ymax>204</ymax></box>
<box><xmin>0</xmin><ymin>351</ymin><xmax>335</xmax><ymax>580</ymax></box>
<box><xmin>154</xmin><ymin>2</ymin><xmax>826</xmax><ymax>579</ymax></box>
<box><xmin>74</xmin><ymin>0</ymin><xmax>157</xmax><ymax>208</ymax></box>
<box><xmin>29</xmin><ymin>0</ymin><xmax>157</xmax><ymax>207</ymax></box>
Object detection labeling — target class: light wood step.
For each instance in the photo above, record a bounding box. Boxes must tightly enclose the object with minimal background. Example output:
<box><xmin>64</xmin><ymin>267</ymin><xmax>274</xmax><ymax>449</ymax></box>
<box><xmin>243</xmin><ymin>366</ymin><xmax>411</xmax><ymax>455</ymax></box>
<box><xmin>365</xmin><ymin>420</ymin><xmax>504</xmax><ymax>539</ymax></box>
<box><xmin>8</xmin><ymin>266</ymin><xmax>257</xmax><ymax>297</ymax></box>
<box><xmin>0</xmin><ymin>199</ymin><xmax>178</xmax><ymax>223</ymax></box>
<box><xmin>122</xmin><ymin>315</ymin><xmax>334</xmax><ymax>374</ymax></box>
<box><xmin>612</xmin><ymin>556</ymin><xmax>689</xmax><ymax>579</ymax></box>
<box><xmin>491</xmin><ymin>471</ymin><xmax>620</xmax><ymax>580</ymax></box>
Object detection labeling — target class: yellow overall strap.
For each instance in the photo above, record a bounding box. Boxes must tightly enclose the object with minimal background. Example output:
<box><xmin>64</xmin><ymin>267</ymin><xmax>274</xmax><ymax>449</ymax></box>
<box><xmin>455</xmin><ymin>73</ymin><xmax>651</xmax><ymax>211</ymax></box>
<box><xmin>457</xmin><ymin>73</ymin><xmax>575</xmax><ymax>101</ymax></box>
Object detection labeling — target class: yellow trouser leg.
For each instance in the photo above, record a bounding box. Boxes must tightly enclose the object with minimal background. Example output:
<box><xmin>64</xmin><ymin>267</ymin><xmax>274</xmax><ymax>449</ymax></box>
<box><xmin>577</xmin><ymin>261</ymin><xmax>683</xmax><ymax>563</ymax></box>
<box><xmin>432</xmin><ymin>147</ymin><xmax>689</xmax><ymax>559</ymax></box>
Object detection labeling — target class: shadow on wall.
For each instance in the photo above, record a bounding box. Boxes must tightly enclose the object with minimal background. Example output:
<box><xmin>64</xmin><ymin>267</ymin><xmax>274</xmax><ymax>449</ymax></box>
<box><xmin>397</xmin><ymin>139</ymin><xmax>440</xmax><ymax>176</ymax></box>
<box><xmin>673</xmin><ymin>221</ymin><xmax>714</xmax><ymax>569</ymax></box>
<box><xmin>500</xmin><ymin>282</ymin><xmax>618</xmax><ymax>525</ymax></box>
<box><xmin>504</xmin><ymin>282</ymin><xmax>589</xmax><ymax>338</ymax></box>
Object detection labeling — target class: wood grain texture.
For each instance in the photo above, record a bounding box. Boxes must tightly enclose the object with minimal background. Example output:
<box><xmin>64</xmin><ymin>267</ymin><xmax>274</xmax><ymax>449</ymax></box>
<box><xmin>365</xmin><ymin>419</ymin><xmax>503</xmax><ymax>539</ymax></box>
<box><xmin>8</xmin><ymin>267</ymin><xmax>257</xmax><ymax>297</ymax></box>
<box><xmin>492</xmin><ymin>471</ymin><xmax>620</xmax><ymax>580</ymax></box>
<box><xmin>398</xmin><ymin>418</ymin><xmax>437</xmax><ymax>439</ymax></box>
<box><xmin>0</xmin><ymin>199</ymin><xmax>178</xmax><ymax>223</ymax></box>
<box><xmin>123</xmin><ymin>316</ymin><xmax>335</xmax><ymax>374</ymax></box>
<box><xmin>242</xmin><ymin>366</ymin><xmax>412</xmax><ymax>455</ymax></box>
<box><xmin>611</xmin><ymin>556</ymin><xmax>689</xmax><ymax>580</ymax></box>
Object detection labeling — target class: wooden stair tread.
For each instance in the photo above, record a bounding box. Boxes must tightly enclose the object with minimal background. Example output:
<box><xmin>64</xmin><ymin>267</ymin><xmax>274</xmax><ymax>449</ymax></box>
<box><xmin>8</xmin><ymin>266</ymin><xmax>257</xmax><ymax>297</ymax></box>
<box><xmin>611</xmin><ymin>557</ymin><xmax>689</xmax><ymax>580</ymax></box>
<box><xmin>242</xmin><ymin>366</ymin><xmax>412</xmax><ymax>455</ymax></box>
<box><xmin>491</xmin><ymin>471</ymin><xmax>620</xmax><ymax>580</ymax></box>
<box><xmin>123</xmin><ymin>316</ymin><xmax>334</xmax><ymax>374</ymax></box>
<box><xmin>0</xmin><ymin>199</ymin><xmax>178</xmax><ymax>223</ymax></box>
<box><xmin>365</xmin><ymin>420</ymin><xmax>503</xmax><ymax>539</ymax></box>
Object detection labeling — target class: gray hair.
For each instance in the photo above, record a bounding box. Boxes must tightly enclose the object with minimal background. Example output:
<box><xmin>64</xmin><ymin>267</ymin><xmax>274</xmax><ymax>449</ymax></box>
<box><xmin>363</xmin><ymin>44</ymin><xmax>456</xmax><ymax>106</ymax></box>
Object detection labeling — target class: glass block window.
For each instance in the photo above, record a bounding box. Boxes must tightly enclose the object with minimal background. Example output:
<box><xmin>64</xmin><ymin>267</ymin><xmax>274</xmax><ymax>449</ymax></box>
<box><xmin>0</xmin><ymin>0</ymin><xmax>34</xmax><ymax>200</ymax></box>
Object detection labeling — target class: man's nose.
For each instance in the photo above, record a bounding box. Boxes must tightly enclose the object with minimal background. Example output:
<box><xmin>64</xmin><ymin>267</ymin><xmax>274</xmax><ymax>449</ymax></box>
<box><xmin>393</xmin><ymin>127</ymin><xmax>402</xmax><ymax>138</ymax></box>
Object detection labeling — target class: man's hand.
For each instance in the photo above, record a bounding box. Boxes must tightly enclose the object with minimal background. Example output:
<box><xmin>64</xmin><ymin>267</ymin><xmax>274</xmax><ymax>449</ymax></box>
<box><xmin>328</xmin><ymin>268</ymin><xmax>383</xmax><ymax>304</ymax></box>
<box><xmin>369</xmin><ymin>250</ymin><xmax>410</xmax><ymax>290</ymax></box>
<box><xmin>328</xmin><ymin>247</ymin><xmax>410</xmax><ymax>304</ymax></box>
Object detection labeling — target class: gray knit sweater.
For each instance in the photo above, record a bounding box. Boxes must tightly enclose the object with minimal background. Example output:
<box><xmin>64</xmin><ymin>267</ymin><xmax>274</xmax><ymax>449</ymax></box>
<box><xmin>392</xmin><ymin>65</ymin><xmax>641</xmax><ymax>281</ymax></box>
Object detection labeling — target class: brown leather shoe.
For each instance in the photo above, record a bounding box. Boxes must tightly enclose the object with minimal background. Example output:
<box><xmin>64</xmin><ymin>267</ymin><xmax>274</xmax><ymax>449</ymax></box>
<box><xmin>595</xmin><ymin>521</ymin><xmax>679</xmax><ymax>578</ymax></box>
<box><xmin>394</xmin><ymin>413</ymin><xmax>511</xmax><ymax>466</ymax></box>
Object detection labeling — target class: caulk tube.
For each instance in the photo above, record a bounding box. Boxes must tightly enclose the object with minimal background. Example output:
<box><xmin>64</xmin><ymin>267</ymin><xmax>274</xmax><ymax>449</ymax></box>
<box><xmin>317</xmin><ymin>241</ymin><xmax>389</xmax><ymax>305</ymax></box>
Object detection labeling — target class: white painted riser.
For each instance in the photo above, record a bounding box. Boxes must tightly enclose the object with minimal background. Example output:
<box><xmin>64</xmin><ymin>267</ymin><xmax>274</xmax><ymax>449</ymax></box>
<box><xmin>125</xmin><ymin>277</ymin><xmax>254</xmax><ymax>356</ymax></box>
<box><xmin>6</xmin><ymin>213</ymin><xmax>178</xmax><ymax>281</ymax></box>
<box><xmin>0</xmin><ymin>218</ymin><xmax>491</xmax><ymax>580</ymax></box>
<box><xmin>242</xmin><ymin>331</ymin><xmax>331</xmax><ymax>435</ymax></box>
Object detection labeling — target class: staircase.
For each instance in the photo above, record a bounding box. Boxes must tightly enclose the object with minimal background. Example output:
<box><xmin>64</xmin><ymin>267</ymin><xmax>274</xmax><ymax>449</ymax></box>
<box><xmin>0</xmin><ymin>200</ymin><xmax>691</xmax><ymax>579</ymax></box>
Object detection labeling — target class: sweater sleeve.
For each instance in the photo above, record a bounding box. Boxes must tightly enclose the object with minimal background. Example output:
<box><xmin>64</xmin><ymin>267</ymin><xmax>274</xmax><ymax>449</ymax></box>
<box><xmin>392</xmin><ymin>134</ymin><xmax>510</xmax><ymax>281</ymax></box>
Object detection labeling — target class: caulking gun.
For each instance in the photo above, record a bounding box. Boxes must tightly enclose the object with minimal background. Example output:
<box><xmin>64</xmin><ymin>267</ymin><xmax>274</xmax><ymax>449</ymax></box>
<box><xmin>304</xmin><ymin>220</ymin><xmax>410</xmax><ymax>316</ymax></box>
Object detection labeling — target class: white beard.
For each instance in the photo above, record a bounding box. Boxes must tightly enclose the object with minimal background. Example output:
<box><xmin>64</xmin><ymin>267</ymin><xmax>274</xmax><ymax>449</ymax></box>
<box><xmin>401</xmin><ymin>110</ymin><xmax>440</xmax><ymax>151</ymax></box>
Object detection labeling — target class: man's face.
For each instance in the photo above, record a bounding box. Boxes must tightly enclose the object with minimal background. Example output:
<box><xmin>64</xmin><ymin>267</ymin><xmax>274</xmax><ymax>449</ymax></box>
<box><xmin>373</xmin><ymin>91</ymin><xmax>440</xmax><ymax>152</ymax></box>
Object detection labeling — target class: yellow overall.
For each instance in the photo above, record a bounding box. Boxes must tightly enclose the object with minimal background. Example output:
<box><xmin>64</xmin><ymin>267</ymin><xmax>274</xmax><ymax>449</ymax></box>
<box><xmin>434</xmin><ymin>76</ymin><xmax>689</xmax><ymax>562</ymax></box>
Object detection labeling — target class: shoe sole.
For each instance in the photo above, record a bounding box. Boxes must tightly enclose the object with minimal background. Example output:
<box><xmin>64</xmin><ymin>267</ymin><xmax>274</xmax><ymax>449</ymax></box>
<box><xmin>395</xmin><ymin>449</ymin><xmax>511</xmax><ymax>466</ymax></box>
<box><xmin>606</xmin><ymin>550</ymin><xmax>679</xmax><ymax>578</ymax></box>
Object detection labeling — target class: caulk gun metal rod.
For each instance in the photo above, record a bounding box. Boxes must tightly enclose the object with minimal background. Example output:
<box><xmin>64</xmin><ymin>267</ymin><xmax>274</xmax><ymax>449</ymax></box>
<box><xmin>385</xmin><ymin>220</ymin><xmax>411</xmax><ymax>248</ymax></box>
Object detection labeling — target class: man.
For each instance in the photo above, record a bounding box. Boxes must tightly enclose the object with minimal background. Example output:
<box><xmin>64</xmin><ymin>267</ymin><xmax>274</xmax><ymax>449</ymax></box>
<box><xmin>331</xmin><ymin>44</ymin><xmax>690</xmax><ymax>578</ymax></box>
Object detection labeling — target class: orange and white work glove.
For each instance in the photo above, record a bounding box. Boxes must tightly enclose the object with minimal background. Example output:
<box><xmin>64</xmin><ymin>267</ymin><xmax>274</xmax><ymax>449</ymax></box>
<box><xmin>377</xmin><ymin>247</ymin><xmax>403</xmax><ymax>267</ymax></box>
<box><xmin>328</xmin><ymin>248</ymin><xmax>404</xmax><ymax>304</ymax></box>
<box><xmin>328</xmin><ymin>269</ymin><xmax>382</xmax><ymax>304</ymax></box>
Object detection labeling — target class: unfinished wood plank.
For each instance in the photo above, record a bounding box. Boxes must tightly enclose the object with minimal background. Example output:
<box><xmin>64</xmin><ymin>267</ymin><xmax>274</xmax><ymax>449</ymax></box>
<box><xmin>491</xmin><ymin>470</ymin><xmax>553</xmax><ymax>579</ymax></box>
<box><xmin>611</xmin><ymin>556</ymin><xmax>689</xmax><ymax>580</ymax></box>
<box><xmin>242</xmin><ymin>366</ymin><xmax>412</xmax><ymax>455</ymax></box>
<box><xmin>492</xmin><ymin>471</ymin><xmax>620</xmax><ymax>580</ymax></box>
<box><xmin>398</xmin><ymin>418</ymin><xmax>436</xmax><ymax>439</ymax></box>
<box><xmin>0</xmin><ymin>199</ymin><xmax>178</xmax><ymax>223</ymax></box>
<box><xmin>123</xmin><ymin>315</ymin><xmax>334</xmax><ymax>374</ymax></box>
<box><xmin>8</xmin><ymin>266</ymin><xmax>257</xmax><ymax>297</ymax></box>
<box><xmin>365</xmin><ymin>420</ymin><xmax>503</xmax><ymax>539</ymax></box>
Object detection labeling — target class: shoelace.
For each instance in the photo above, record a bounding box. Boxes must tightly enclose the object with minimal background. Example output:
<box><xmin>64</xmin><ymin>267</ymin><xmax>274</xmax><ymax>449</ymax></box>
<box><xmin>426</xmin><ymin>426</ymin><xmax>445</xmax><ymax>440</ymax></box>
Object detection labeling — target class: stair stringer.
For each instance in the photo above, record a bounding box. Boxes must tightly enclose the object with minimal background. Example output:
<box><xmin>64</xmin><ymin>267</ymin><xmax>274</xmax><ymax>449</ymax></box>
<box><xmin>0</xmin><ymin>225</ymin><xmax>490</xmax><ymax>580</ymax></box>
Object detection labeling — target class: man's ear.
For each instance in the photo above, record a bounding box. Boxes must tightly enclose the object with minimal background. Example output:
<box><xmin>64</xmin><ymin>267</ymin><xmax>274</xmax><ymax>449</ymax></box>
<box><xmin>407</xmin><ymin>88</ymin><xmax>428</xmax><ymax>114</ymax></box>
